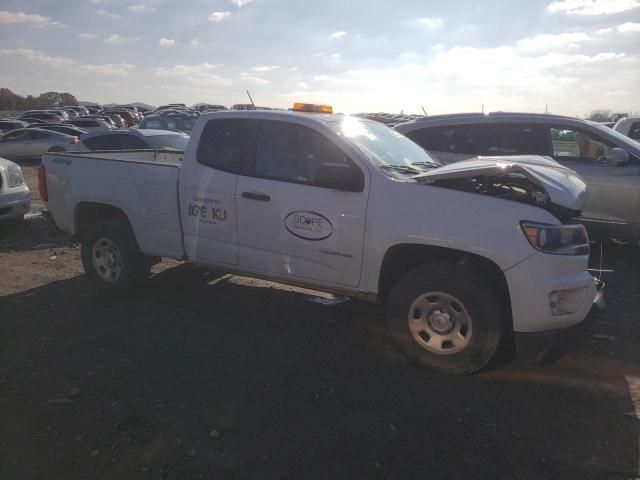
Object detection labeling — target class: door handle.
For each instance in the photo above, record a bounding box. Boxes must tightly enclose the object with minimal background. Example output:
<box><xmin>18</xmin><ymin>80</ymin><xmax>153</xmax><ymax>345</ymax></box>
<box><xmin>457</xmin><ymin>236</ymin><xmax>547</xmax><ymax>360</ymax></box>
<box><xmin>241</xmin><ymin>191</ymin><xmax>271</xmax><ymax>202</ymax></box>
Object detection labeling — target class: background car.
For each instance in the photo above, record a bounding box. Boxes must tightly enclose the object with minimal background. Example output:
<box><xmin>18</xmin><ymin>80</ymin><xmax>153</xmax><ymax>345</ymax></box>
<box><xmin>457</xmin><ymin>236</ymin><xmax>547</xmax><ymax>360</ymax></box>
<box><xmin>29</xmin><ymin>124</ymin><xmax>88</xmax><ymax>137</ymax></box>
<box><xmin>68</xmin><ymin>117</ymin><xmax>113</xmax><ymax>132</ymax></box>
<box><xmin>138</xmin><ymin>114</ymin><xmax>198</xmax><ymax>133</ymax></box>
<box><xmin>0</xmin><ymin>156</ymin><xmax>30</xmax><ymax>221</ymax></box>
<box><xmin>102</xmin><ymin>109</ymin><xmax>137</xmax><ymax>127</ymax></box>
<box><xmin>395</xmin><ymin>112</ymin><xmax>640</xmax><ymax>243</ymax></box>
<box><xmin>100</xmin><ymin>113</ymin><xmax>126</xmax><ymax>128</ymax></box>
<box><xmin>0</xmin><ymin>128</ymin><xmax>79</xmax><ymax>159</ymax></box>
<box><xmin>70</xmin><ymin>129</ymin><xmax>189</xmax><ymax>152</ymax></box>
<box><xmin>0</xmin><ymin>120</ymin><xmax>29</xmax><ymax>133</ymax></box>
<box><xmin>613</xmin><ymin>116</ymin><xmax>640</xmax><ymax>140</ymax></box>
<box><xmin>16</xmin><ymin>117</ymin><xmax>48</xmax><ymax>125</ymax></box>
<box><xmin>17</xmin><ymin>111</ymin><xmax>63</xmax><ymax>123</ymax></box>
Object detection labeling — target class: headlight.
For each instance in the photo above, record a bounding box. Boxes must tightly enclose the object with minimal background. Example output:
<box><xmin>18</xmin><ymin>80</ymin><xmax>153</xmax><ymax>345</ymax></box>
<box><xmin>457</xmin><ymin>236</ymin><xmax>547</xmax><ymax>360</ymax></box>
<box><xmin>6</xmin><ymin>164</ymin><xmax>24</xmax><ymax>187</ymax></box>
<box><xmin>520</xmin><ymin>221</ymin><xmax>589</xmax><ymax>255</ymax></box>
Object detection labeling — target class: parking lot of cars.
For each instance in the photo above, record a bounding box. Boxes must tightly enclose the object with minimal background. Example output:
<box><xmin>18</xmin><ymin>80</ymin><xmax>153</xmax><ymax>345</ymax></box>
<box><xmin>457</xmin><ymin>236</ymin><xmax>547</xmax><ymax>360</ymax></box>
<box><xmin>1</xmin><ymin>104</ymin><xmax>640</xmax><ymax>479</ymax></box>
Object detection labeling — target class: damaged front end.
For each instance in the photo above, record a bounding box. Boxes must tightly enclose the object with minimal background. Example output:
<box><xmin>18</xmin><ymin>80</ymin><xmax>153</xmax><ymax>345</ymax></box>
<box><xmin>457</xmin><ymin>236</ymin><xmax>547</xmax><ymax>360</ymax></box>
<box><xmin>412</xmin><ymin>155</ymin><xmax>588</xmax><ymax>222</ymax></box>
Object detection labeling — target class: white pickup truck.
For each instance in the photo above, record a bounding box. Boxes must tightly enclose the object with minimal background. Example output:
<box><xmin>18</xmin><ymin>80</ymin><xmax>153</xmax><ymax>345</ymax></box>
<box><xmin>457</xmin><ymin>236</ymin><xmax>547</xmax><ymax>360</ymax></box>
<box><xmin>40</xmin><ymin>105</ymin><xmax>598</xmax><ymax>374</ymax></box>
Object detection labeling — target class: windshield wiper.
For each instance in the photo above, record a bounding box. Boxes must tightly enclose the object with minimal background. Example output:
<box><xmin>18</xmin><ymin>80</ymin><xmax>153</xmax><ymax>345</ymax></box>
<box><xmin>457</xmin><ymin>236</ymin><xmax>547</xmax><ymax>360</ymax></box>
<box><xmin>380</xmin><ymin>164</ymin><xmax>422</xmax><ymax>174</ymax></box>
<box><xmin>411</xmin><ymin>161</ymin><xmax>442</xmax><ymax>168</ymax></box>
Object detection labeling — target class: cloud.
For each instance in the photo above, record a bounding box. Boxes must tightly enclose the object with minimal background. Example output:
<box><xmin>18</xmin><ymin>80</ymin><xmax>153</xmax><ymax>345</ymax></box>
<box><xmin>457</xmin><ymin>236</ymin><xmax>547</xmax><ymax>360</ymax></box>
<box><xmin>240</xmin><ymin>74</ymin><xmax>270</xmax><ymax>84</ymax></box>
<box><xmin>0</xmin><ymin>10</ymin><xmax>64</xmax><ymax>27</ymax></box>
<box><xmin>597</xmin><ymin>28</ymin><xmax>614</xmax><ymax>34</ymax></box>
<box><xmin>159</xmin><ymin>38</ymin><xmax>176</xmax><ymax>46</ymax></box>
<box><xmin>0</xmin><ymin>48</ymin><xmax>134</xmax><ymax>75</ymax></box>
<box><xmin>77</xmin><ymin>63</ymin><xmax>135</xmax><ymax>75</ymax></box>
<box><xmin>231</xmin><ymin>0</ymin><xmax>253</xmax><ymax>7</ymax></box>
<box><xmin>547</xmin><ymin>0</ymin><xmax>640</xmax><ymax>15</ymax></box>
<box><xmin>251</xmin><ymin>65</ymin><xmax>279</xmax><ymax>72</ymax></box>
<box><xmin>313</xmin><ymin>74</ymin><xmax>331</xmax><ymax>82</ymax></box>
<box><xmin>190</xmin><ymin>39</ymin><xmax>200</xmax><ymax>47</ymax></box>
<box><xmin>415</xmin><ymin>17</ymin><xmax>443</xmax><ymax>29</ymax></box>
<box><xmin>297</xmin><ymin>82</ymin><xmax>309</xmax><ymax>89</ymax></box>
<box><xmin>618</xmin><ymin>22</ymin><xmax>640</xmax><ymax>32</ymax></box>
<box><xmin>128</xmin><ymin>4</ymin><xmax>155</xmax><ymax>13</ymax></box>
<box><xmin>517</xmin><ymin>32</ymin><xmax>591</xmax><ymax>51</ymax></box>
<box><xmin>208</xmin><ymin>11</ymin><xmax>231</xmax><ymax>22</ymax></box>
<box><xmin>104</xmin><ymin>34</ymin><xmax>127</xmax><ymax>45</ymax></box>
<box><xmin>329</xmin><ymin>31</ymin><xmax>347</xmax><ymax>39</ymax></box>
<box><xmin>0</xmin><ymin>48</ymin><xmax>74</xmax><ymax>67</ymax></box>
<box><xmin>153</xmin><ymin>63</ymin><xmax>231</xmax><ymax>86</ymax></box>
<box><xmin>77</xmin><ymin>32</ymin><xmax>99</xmax><ymax>39</ymax></box>
<box><xmin>97</xmin><ymin>9</ymin><xmax>120</xmax><ymax>19</ymax></box>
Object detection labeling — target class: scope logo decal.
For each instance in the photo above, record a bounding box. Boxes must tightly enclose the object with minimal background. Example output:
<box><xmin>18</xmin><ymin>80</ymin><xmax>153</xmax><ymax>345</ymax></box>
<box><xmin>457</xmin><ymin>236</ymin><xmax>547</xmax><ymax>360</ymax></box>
<box><xmin>284</xmin><ymin>211</ymin><xmax>333</xmax><ymax>241</ymax></box>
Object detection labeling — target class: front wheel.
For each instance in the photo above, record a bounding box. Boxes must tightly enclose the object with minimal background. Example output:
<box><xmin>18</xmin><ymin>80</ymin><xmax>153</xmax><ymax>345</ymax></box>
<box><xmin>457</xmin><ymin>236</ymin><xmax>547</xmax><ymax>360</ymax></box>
<box><xmin>81</xmin><ymin>219</ymin><xmax>150</xmax><ymax>292</ymax></box>
<box><xmin>386</xmin><ymin>261</ymin><xmax>504</xmax><ymax>375</ymax></box>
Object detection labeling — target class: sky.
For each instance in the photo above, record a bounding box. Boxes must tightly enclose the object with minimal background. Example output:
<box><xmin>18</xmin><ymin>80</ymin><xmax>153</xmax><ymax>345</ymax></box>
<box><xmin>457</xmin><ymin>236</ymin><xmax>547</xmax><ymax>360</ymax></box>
<box><xmin>0</xmin><ymin>0</ymin><xmax>639</xmax><ymax>116</ymax></box>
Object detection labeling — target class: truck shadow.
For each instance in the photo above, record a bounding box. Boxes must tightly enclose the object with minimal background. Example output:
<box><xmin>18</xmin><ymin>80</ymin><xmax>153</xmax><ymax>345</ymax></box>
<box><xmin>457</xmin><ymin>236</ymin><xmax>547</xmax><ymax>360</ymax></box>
<box><xmin>0</xmin><ymin>262</ymin><xmax>638</xmax><ymax>479</ymax></box>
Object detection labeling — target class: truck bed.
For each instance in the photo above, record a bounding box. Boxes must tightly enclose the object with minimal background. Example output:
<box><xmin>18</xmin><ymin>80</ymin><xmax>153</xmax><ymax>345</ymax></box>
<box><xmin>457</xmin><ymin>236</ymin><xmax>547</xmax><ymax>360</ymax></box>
<box><xmin>53</xmin><ymin>149</ymin><xmax>184</xmax><ymax>166</ymax></box>
<box><xmin>43</xmin><ymin>150</ymin><xmax>185</xmax><ymax>259</ymax></box>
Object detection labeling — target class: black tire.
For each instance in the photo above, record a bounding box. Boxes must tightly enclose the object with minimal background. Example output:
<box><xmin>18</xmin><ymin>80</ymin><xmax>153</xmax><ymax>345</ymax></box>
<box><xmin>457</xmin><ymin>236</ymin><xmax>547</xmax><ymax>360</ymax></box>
<box><xmin>81</xmin><ymin>219</ymin><xmax>150</xmax><ymax>292</ymax></box>
<box><xmin>386</xmin><ymin>261</ymin><xmax>503</xmax><ymax>375</ymax></box>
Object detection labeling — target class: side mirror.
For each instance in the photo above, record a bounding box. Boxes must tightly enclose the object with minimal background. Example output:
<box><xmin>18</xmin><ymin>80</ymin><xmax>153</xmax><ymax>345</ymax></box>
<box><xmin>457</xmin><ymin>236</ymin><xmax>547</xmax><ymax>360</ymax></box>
<box><xmin>315</xmin><ymin>162</ymin><xmax>355</xmax><ymax>191</ymax></box>
<box><xmin>602</xmin><ymin>147</ymin><xmax>630</xmax><ymax>166</ymax></box>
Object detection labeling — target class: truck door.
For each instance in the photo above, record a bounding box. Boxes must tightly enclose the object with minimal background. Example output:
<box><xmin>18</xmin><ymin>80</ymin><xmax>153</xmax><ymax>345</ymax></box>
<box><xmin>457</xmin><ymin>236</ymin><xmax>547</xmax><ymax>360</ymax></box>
<box><xmin>236</xmin><ymin>119</ymin><xmax>368</xmax><ymax>287</ymax></box>
<box><xmin>179</xmin><ymin>117</ymin><xmax>247</xmax><ymax>266</ymax></box>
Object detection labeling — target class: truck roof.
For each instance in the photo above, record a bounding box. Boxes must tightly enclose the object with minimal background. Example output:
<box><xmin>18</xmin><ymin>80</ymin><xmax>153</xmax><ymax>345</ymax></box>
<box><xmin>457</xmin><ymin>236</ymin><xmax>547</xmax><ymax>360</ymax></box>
<box><xmin>200</xmin><ymin>109</ymin><xmax>348</xmax><ymax>125</ymax></box>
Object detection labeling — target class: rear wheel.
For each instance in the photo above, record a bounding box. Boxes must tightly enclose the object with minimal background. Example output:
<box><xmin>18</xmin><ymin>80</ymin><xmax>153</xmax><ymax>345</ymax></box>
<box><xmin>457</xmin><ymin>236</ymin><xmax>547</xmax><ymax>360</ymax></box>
<box><xmin>81</xmin><ymin>219</ymin><xmax>150</xmax><ymax>292</ymax></box>
<box><xmin>386</xmin><ymin>261</ymin><xmax>504</xmax><ymax>375</ymax></box>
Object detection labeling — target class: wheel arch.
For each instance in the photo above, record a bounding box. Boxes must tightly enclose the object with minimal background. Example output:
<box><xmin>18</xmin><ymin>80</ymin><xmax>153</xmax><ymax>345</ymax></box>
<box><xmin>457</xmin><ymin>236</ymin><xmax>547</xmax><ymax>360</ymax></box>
<box><xmin>74</xmin><ymin>202</ymin><xmax>135</xmax><ymax>242</ymax></box>
<box><xmin>378</xmin><ymin>243</ymin><xmax>513</xmax><ymax>332</ymax></box>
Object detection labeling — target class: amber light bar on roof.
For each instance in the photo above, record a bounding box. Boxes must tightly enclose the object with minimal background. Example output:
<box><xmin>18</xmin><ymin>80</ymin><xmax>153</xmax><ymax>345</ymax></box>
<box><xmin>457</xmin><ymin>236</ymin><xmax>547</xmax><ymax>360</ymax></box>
<box><xmin>292</xmin><ymin>103</ymin><xmax>333</xmax><ymax>113</ymax></box>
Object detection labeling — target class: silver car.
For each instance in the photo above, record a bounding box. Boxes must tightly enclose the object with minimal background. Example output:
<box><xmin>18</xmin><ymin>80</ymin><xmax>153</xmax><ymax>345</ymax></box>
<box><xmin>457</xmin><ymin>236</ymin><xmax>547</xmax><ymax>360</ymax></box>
<box><xmin>395</xmin><ymin>112</ymin><xmax>640</xmax><ymax>243</ymax></box>
<box><xmin>0</xmin><ymin>128</ymin><xmax>79</xmax><ymax>160</ymax></box>
<box><xmin>70</xmin><ymin>128</ymin><xmax>189</xmax><ymax>152</ymax></box>
<box><xmin>0</xmin><ymin>156</ymin><xmax>30</xmax><ymax>221</ymax></box>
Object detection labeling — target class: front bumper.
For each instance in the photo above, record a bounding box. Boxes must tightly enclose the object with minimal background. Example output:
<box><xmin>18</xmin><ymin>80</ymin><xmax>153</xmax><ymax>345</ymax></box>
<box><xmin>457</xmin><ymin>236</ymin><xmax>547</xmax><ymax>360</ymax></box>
<box><xmin>504</xmin><ymin>251</ymin><xmax>598</xmax><ymax>334</ymax></box>
<box><xmin>514</xmin><ymin>277</ymin><xmax>605</xmax><ymax>362</ymax></box>
<box><xmin>0</xmin><ymin>184</ymin><xmax>31</xmax><ymax>220</ymax></box>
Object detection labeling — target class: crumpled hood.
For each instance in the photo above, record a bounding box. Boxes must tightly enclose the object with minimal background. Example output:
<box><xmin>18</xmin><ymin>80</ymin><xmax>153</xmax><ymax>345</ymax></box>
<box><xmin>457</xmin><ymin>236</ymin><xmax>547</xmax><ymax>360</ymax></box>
<box><xmin>412</xmin><ymin>155</ymin><xmax>588</xmax><ymax>210</ymax></box>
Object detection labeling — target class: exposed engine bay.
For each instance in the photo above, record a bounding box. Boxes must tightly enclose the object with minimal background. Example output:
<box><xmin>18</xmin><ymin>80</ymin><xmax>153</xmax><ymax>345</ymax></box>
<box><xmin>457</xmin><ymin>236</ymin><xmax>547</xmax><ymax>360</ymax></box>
<box><xmin>411</xmin><ymin>156</ymin><xmax>587</xmax><ymax>223</ymax></box>
<box><xmin>425</xmin><ymin>172</ymin><xmax>581</xmax><ymax>222</ymax></box>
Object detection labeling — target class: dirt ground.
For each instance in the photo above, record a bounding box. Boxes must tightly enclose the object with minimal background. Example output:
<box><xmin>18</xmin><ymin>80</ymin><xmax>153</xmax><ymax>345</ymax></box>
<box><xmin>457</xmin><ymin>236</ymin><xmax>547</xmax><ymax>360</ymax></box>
<box><xmin>1</xmin><ymin>163</ymin><xmax>639</xmax><ymax>480</ymax></box>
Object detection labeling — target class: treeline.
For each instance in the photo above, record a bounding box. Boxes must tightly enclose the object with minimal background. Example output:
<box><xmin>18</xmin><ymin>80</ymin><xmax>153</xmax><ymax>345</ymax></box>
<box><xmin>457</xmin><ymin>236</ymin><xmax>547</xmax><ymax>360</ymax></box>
<box><xmin>586</xmin><ymin>109</ymin><xmax>637</xmax><ymax>123</ymax></box>
<box><xmin>0</xmin><ymin>88</ymin><xmax>78</xmax><ymax>111</ymax></box>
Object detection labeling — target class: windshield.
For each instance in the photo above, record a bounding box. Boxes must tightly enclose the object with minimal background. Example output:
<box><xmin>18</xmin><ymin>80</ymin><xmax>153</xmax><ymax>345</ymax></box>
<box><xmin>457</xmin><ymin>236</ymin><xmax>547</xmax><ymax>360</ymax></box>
<box><xmin>145</xmin><ymin>134</ymin><xmax>189</xmax><ymax>151</ymax></box>
<box><xmin>328</xmin><ymin>117</ymin><xmax>438</xmax><ymax>173</ymax></box>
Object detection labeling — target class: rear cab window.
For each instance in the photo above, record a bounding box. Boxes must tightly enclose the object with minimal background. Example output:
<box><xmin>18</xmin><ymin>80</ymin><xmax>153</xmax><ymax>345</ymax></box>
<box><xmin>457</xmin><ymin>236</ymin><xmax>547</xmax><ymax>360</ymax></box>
<box><xmin>196</xmin><ymin>119</ymin><xmax>247</xmax><ymax>174</ymax></box>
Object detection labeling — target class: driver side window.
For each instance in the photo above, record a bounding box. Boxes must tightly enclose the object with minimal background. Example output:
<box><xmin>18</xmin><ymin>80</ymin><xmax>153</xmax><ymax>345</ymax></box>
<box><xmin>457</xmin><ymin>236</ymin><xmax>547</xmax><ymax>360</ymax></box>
<box><xmin>550</xmin><ymin>128</ymin><xmax>608</xmax><ymax>161</ymax></box>
<box><xmin>253</xmin><ymin>120</ymin><xmax>361</xmax><ymax>189</ymax></box>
